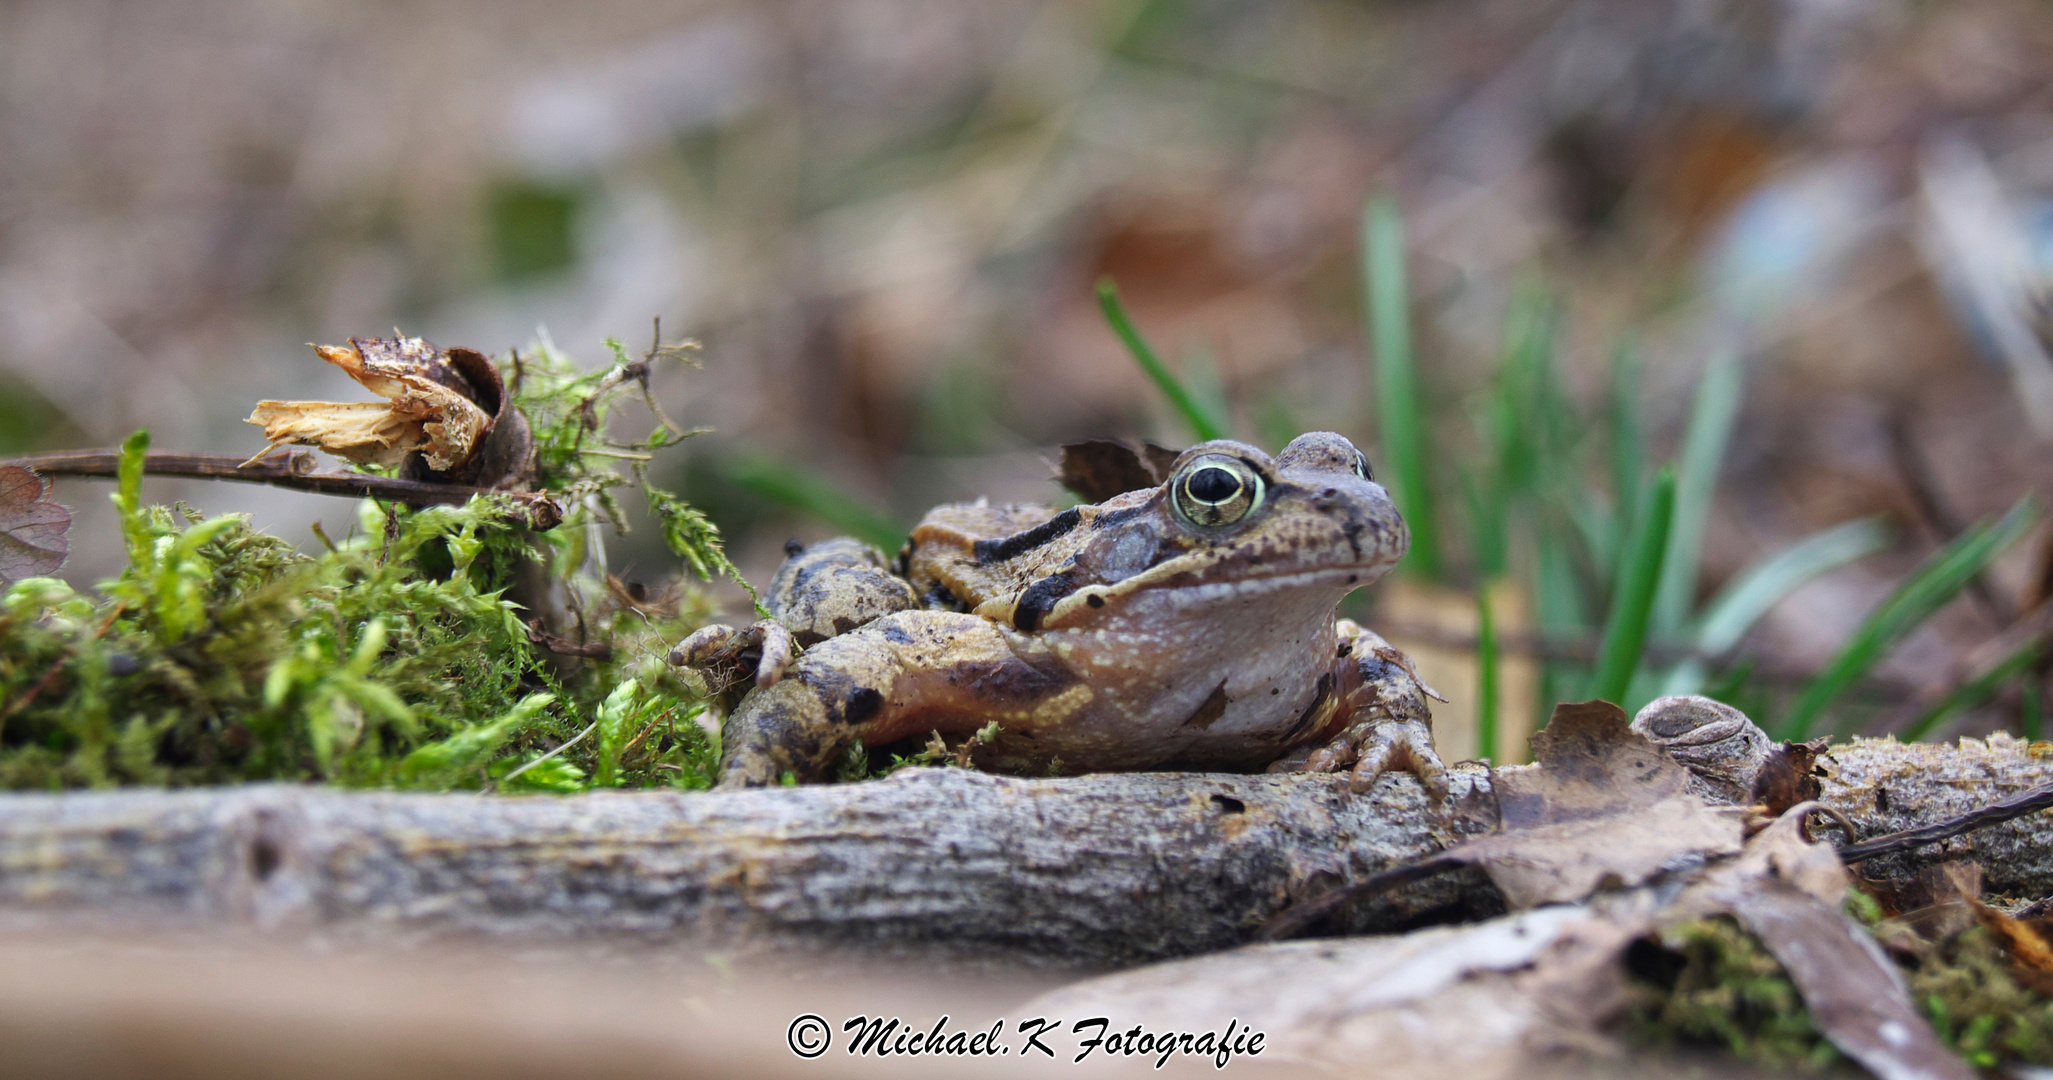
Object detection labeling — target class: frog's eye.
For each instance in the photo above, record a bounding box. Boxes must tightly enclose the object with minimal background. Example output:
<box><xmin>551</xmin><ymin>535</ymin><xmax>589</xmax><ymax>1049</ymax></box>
<box><xmin>1352</xmin><ymin>450</ymin><xmax>1373</xmax><ymax>481</ymax></box>
<box><xmin>1172</xmin><ymin>455</ymin><xmax>1265</xmax><ymax>528</ymax></box>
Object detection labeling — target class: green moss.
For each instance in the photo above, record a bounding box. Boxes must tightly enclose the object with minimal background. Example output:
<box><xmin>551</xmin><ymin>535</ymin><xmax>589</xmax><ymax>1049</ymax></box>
<box><xmin>1</xmin><ymin>339</ymin><xmax>740</xmax><ymax>792</ymax></box>
<box><xmin>1628</xmin><ymin>912</ymin><xmax>2053</xmax><ymax>1071</ymax></box>
<box><xmin>1626</xmin><ymin>917</ymin><xmax>1841</xmax><ymax>1070</ymax></box>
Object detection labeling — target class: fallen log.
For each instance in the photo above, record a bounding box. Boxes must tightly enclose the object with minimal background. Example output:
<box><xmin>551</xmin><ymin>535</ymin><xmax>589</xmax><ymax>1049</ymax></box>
<box><xmin>0</xmin><ymin>768</ymin><xmax>1494</xmax><ymax>965</ymax></box>
<box><xmin>4</xmin><ymin>716</ymin><xmax>2053</xmax><ymax>963</ymax></box>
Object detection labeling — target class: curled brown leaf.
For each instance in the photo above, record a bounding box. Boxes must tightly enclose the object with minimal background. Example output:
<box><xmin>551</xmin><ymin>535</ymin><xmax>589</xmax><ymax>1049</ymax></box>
<box><xmin>0</xmin><ymin>465</ymin><xmax>70</xmax><ymax>585</ymax></box>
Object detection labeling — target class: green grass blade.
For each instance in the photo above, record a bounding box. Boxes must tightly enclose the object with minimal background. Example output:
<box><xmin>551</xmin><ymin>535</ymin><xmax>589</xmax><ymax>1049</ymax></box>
<box><xmin>1659</xmin><ymin>516</ymin><xmax>1890</xmax><ymax>697</ymax></box>
<box><xmin>1608</xmin><ymin>342</ymin><xmax>1643</xmax><ymax>531</ymax></box>
<box><xmin>1779</xmin><ymin>495</ymin><xmax>2042</xmax><ymax>740</ymax></box>
<box><xmin>1653</xmin><ymin>351</ymin><xmax>1743</xmax><ymax>635</ymax></box>
<box><xmin>1697</xmin><ymin>518</ymin><xmax>1892</xmax><ymax>656</ymax></box>
<box><xmin>722</xmin><ymin>455</ymin><xmax>907</xmax><ymax>553</ymax></box>
<box><xmin>1363</xmin><ymin>195</ymin><xmax>1441</xmax><ymax>580</ymax></box>
<box><xmin>1589</xmin><ymin>468</ymin><xmax>1675</xmax><ymax>705</ymax></box>
<box><xmin>1897</xmin><ymin>636</ymin><xmax>2047</xmax><ymax>743</ymax></box>
<box><xmin>1096</xmin><ymin>279</ymin><xmax>1229</xmax><ymax>443</ymax></box>
<box><xmin>1477</xmin><ymin>583</ymin><xmax>1499</xmax><ymax>763</ymax></box>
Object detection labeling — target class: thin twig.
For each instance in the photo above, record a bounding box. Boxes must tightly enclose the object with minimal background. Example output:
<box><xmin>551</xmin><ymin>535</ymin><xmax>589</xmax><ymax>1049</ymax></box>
<box><xmin>1256</xmin><ymin>856</ymin><xmax>1468</xmax><ymax>942</ymax></box>
<box><xmin>1839</xmin><ymin>781</ymin><xmax>2053</xmax><ymax>863</ymax></box>
<box><xmin>5</xmin><ymin>449</ymin><xmax>562</xmax><ymax>529</ymax></box>
<box><xmin>497</xmin><ymin>719</ymin><xmax>601</xmax><ymax>786</ymax></box>
<box><xmin>525</xmin><ymin>619</ymin><xmax>613</xmax><ymax>660</ymax></box>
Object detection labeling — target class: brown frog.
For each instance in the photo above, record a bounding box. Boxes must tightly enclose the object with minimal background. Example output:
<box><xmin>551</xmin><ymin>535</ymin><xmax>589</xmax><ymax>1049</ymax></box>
<box><xmin>672</xmin><ymin>432</ymin><xmax>1446</xmax><ymax>794</ymax></box>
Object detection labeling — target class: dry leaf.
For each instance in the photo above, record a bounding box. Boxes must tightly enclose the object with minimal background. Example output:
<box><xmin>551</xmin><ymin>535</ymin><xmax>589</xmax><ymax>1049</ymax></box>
<box><xmin>1053</xmin><ymin>438</ymin><xmax>1181</xmax><ymax>502</ymax></box>
<box><xmin>1452</xmin><ymin>701</ymin><xmax>1746</xmax><ymax>909</ymax></box>
<box><xmin>247</xmin><ymin>336</ymin><xmax>490</xmax><ymax>472</ymax></box>
<box><xmin>1751</xmin><ymin>737</ymin><xmax>1829</xmax><ymax>817</ymax></box>
<box><xmin>0</xmin><ymin>465</ymin><xmax>70</xmax><ymax>585</ymax></box>
<box><xmin>1032</xmin><ymin>902</ymin><xmax>1648</xmax><ymax>1080</ymax></box>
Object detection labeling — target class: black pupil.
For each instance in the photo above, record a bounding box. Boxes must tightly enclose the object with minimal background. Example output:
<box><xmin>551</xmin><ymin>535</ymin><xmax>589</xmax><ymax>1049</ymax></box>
<box><xmin>1187</xmin><ymin>466</ymin><xmax>1241</xmax><ymax>503</ymax></box>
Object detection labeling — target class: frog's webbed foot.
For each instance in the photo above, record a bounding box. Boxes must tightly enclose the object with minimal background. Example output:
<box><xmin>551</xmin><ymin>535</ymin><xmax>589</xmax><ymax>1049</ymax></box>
<box><xmin>1273</xmin><ymin>622</ymin><xmax>1448</xmax><ymax>801</ymax></box>
<box><xmin>669</xmin><ymin>619</ymin><xmax>795</xmax><ymax>692</ymax></box>
<box><xmin>1291</xmin><ymin>717</ymin><xmax>1448</xmax><ymax>801</ymax></box>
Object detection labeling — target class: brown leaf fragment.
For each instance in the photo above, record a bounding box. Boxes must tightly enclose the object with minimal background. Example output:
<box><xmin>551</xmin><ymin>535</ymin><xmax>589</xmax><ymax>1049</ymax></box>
<box><xmin>1751</xmin><ymin>737</ymin><xmax>1830</xmax><ymax>817</ymax></box>
<box><xmin>1735</xmin><ymin>883</ymin><xmax>1973</xmax><ymax>1080</ymax></box>
<box><xmin>1444</xmin><ymin>701</ymin><xmax>1745</xmax><ymax>909</ymax></box>
<box><xmin>1054</xmin><ymin>438</ymin><xmax>1180</xmax><ymax>501</ymax></box>
<box><xmin>1264</xmin><ymin>701</ymin><xmax>1748</xmax><ymax>933</ymax></box>
<box><xmin>1969</xmin><ymin>896</ymin><xmax>2053</xmax><ymax>995</ymax></box>
<box><xmin>0</xmin><ymin>465</ymin><xmax>70</xmax><ymax>585</ymax></box>
<box><xmin>246</xmin><ymin>337</ymin><xmax>491</xmax><ymax>472</ymax></box>
<box><xmin>1035</xmin><ymin>902</ymin><xmax>1650</xmax><ymax>1080</ymax></box>
<box><xmin>1501</xmin><ymin>701</ymin><xmax>1693</xmax><ymax>825</ymax></box>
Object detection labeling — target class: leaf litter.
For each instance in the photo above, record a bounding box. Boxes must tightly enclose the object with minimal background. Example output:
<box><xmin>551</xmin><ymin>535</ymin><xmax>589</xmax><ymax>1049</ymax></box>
<box><xmin>1050</xmin><ymin>698</ymin><xmax>1975</xmax><ymax>1078</ymax></box>
<box><xmin>0</xmin><ymin>465</ymin><xmax>69</xmax><ymax>585</ymax></box>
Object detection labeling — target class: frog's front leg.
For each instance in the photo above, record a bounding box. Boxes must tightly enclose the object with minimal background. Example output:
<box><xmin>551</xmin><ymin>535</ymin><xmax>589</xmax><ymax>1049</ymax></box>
<box><xmin>671</xmin><ymin>537</ymin><xmax>917</xmax><ymax>695</ymax></box>
<box><xmin>1274</xmin><ymin>620</ymin><xmax>1448</xmax><ymax>800</ymax></box>
<box><xmin>717</xmin><ymin>610</ymin><xmax>1079</xmax><ymax>787</ymax></box>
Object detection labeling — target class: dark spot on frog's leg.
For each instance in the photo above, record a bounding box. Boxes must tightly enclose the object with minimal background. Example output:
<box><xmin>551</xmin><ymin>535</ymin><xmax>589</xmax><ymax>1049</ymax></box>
<box><xmin>1284</xmin><ymin>673</ymin><xmax>1335</xmax><ymax>742</ymax></box>
<box><xmin>1013</xmin><ymin>570</ymin><xmax>1080</xmax><ymax>631</ymax></box>
<box><xmin>974</xmin><ymin>507</ymin><xmax>1083</xmax><ymax>564</ymax></box>
<box><xmin>843</xmin><ymin>687</ymin><xmax>883</xmax><ymax>725</ymax></box>
<box><xmin>1184</xmin><ymin>681</ymin><xmax>1230</xmax><ymax>729</ymax></box>
<box><xmin>1086</xmin><ymin>593</ymin><xmax>1105</xmax><ymax>608</ymax></box>
<box><xmin>784</xmin><ymin>538</ymin><xmax>806</xmax><ymax>558</ymax></box>
<box><xmin>950</xmin><ymin>651</ymin><xmax>1076</xmax><ymax>702</ymax></box>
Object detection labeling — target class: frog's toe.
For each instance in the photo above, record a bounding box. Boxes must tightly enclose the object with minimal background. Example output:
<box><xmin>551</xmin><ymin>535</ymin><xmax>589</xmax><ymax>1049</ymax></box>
<box><xmin>1347</xmin><ymin>717</ymin><xmax>1447</xmax><ymax>801</ymax></box>
<box><xmin>670</xmin><ymin>623</ymin><xmax>741</xmax><ymax>668</ymax></box>
<box><xmin>1291</xmin><ymin>718</ymin><xmax>1446</xmax><ymax>801</ymax></box>
<box><xmin>752</xmin><ymin>620</ymin><xmax>795</xmax><ymax>687</ymax></box>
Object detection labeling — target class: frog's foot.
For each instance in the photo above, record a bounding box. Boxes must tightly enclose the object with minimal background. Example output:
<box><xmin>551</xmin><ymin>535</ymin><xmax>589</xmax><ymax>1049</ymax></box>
<box><xmin>668</xmin><ymin>619</ymin><xmax>795</xmax><ymax>691</ymax></box>
<box><xmin>1286</xmin><ymin>717</ymin><xmax>1448</xmax><ymax>800</ymax></box>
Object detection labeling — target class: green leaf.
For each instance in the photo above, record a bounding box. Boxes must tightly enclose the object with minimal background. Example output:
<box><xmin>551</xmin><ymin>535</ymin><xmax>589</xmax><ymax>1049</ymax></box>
<box><xmin>722</xmin><ymin>455</ymin><xmax>905</xmax><ymax>554</ymax></box>
<box><xmin>1779</xmin><ymin>495</ymin><xmax>2041</xmax><ymax>740</ymax></box>
<box><xmin>1660</xmin><ymin>517</ymin><xmax>1890</xmax><ymax>697</ymax></box>
<box><xmin>1095</xmin><ymin>278</ymin><xmax>1229</xmax><ymax>442</ymax></box>
<box><xmin>1897</xmin><ymin>635</ymin><xmax>2047</xmax><ymax>743</ymax></box>
<box><xmin>1363</xmin><ymin>195</ymin><xmax>1441</xmax><ymax>580</ymax></box>
<box><xmin>1653</xmin><ymin>351</ymin><xmax>1744</xmax><ymax>635</ymax></box>
<box><xmin>1589</xmin><ymin>468</ymin><xmax>1675</xmax><ymax>705</ymax></box>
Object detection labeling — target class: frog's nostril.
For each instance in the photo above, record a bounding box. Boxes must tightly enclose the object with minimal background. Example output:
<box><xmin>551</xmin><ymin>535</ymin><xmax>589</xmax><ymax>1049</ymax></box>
<box><xmin>1321</xmin><ymin>488</ymin><xmax>1338</xmax><ymax>499</ymax></box>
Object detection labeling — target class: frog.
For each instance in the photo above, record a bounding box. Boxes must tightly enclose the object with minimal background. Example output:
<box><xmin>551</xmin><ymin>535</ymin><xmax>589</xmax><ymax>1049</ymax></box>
<box><xmin>670</xmin><ymin>431</ymin><xmax>1446</xmax><ymax>795</ymax></box>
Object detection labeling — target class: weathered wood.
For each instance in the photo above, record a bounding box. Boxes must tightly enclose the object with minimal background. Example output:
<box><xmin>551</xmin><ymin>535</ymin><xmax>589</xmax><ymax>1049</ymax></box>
<box><xmin>4</xmin><ymin>731</ymin><xmax>2053</xmax><ymax>962</ymax></box>
<box><xmin>0</xmin><ymin>768</ymin><xmax>1492</xmax><ymax>964</ymax></box>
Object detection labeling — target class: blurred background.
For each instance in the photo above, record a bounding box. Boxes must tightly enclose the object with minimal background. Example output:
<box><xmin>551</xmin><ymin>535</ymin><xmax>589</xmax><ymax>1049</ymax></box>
<box><xmin>7</xmin><ymin>0</ymin><xmax>2053</xmax><ymax>753</ymax></box>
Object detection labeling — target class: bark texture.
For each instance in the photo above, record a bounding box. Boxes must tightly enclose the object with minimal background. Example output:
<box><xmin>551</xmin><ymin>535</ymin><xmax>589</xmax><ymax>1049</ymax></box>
<box><xmin>3</xmin><ymin>732</ymin><xmax>2052</xmax><ymax>962</ymax></box>
<box><xmin>0</xmin><ymin>768</ymin><xmax>1490</xmax><ymax>964</ymax></box>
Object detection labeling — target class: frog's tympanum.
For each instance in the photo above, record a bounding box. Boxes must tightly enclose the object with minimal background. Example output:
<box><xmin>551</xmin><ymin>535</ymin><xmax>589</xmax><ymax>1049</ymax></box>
<box><xmin>672</xmin><ymin>432</ymin><xmax>1446</xmax><ymax>794</ymax></box>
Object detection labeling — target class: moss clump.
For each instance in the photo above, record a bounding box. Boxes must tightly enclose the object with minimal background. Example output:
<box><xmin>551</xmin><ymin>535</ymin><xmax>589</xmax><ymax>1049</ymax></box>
<box><xmin>1</xmin><ymin>336</ymin><xmax>740</xmax><ymax>792</ymax></box>
<box><xmin>1907</xmin><ymin>926</ymin><xmax>2053</xmax><ymax>1069</ymax></box>
<box><xmin>1627</xmin><ymin>908</ymin><xmax>2053</xmax><ymax>1071</ymax></box>
<box><xmin>1625</xmin><ymin>917</ymin><xmax>1842</xmax><ymax>1070</ymax></box>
